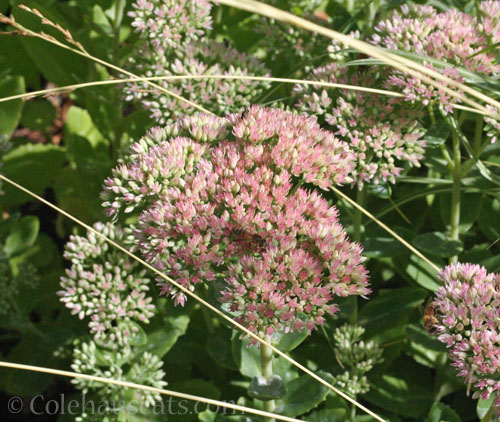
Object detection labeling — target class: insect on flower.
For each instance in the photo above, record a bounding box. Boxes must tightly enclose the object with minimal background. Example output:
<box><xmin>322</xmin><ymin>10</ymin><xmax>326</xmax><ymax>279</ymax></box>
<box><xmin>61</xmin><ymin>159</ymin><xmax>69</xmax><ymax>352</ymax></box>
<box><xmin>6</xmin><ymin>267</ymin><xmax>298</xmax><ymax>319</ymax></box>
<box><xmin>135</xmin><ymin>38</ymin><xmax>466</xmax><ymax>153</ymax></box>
<box><xmin>231</xmin><ymin>227</ymin><xmax>267</xmax><ymax>253</ymax></box>
<box><xmin>240</xmin><ymin>107</ymin><xmax>249</xmax><ymax>120</ymax></box>
<box><xmin>423</xmin><ymin>299</ymin><xmax>439</xmax><ymax>335</ymax></box>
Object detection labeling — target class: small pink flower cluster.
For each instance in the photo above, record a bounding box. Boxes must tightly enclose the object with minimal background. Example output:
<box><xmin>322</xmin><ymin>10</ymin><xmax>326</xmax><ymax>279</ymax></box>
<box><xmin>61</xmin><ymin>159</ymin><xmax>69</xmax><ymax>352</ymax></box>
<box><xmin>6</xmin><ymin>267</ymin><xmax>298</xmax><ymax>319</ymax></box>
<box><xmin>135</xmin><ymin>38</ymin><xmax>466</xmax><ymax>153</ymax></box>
<box><xmin>129</xmin><ymin>0</ymin><xmax>212</xmax><ymax>55</ymax></box>
<box><xmin>372</xmin><ymin>3</ymin><xmax>500</xmax><ymax>111</ymax></box>
<box><xmin>102</xmin><ymin>106</ymin><xmax>369</xmax><ymax>339</ymax></box>
<box><xmin>479</xmin><ymin>2</ymin><xmax>500</xmax><ymax>44</ymax></box>
<box><xmin>295</xmin><ymin>65</ymin><xmax>426</xmax><ymax>187</ymax></box>
<box><xmin>434</xmin><ymin>263</ymin><xmax>500</xmax><ymax>409</ymax></box>
<box><xmin>126</xmin><ymin>42</ymin><xmax>271</xmax><ymax>125</ymax></box>
<box><xmin>126</xmin><ymin>0</ymin><xmax>270</xmax><ymax>123</ymax></box>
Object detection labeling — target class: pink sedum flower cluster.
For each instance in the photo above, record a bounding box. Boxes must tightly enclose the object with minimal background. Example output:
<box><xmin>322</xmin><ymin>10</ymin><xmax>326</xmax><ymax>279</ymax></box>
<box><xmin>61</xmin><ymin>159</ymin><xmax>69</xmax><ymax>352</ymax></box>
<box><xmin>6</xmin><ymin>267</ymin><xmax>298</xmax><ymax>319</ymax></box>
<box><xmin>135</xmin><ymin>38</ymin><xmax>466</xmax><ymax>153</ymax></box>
<box><xmin>126</xmin><ymin>0</ymin><xmax>270</xmax><ymax>124</ymax></box>
<box><xmin>295</xmin><ymin>65</ymin><xmax>426</xmax><ymax>187</ymax></box>
<box><xmin>102</xmin><ymin>106</ymin><xmax>369</xmax><ymax>340</ymax></box>
<box><xmin>480</xmin><ymin>1</ymin><xmax>500</xmax><ymax>44</ymax></box>
<box><xmin>129</xmin><ymin>0</ymin><xmax>212</xmax><ymax>55</ymax></box>
<box><xmin>434</xmin><ymin>263</ymin><xmax>500</xmax><ymax>409</ymax></box>
<box><xmin>372</xmin><ymin>3</ymin><xmax>500</xmax><ymax>111</ymax></box>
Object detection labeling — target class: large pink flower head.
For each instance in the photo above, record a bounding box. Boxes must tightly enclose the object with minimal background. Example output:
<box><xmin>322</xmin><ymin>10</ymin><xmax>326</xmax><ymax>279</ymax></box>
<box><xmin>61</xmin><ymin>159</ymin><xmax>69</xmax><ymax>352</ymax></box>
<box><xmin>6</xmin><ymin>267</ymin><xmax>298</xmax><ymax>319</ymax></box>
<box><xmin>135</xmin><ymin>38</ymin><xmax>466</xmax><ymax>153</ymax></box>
<box><xmin>102</xmin><ymin>107</ymin><xmax>369</xmax><ymax>339</ymax></box>
<box><xmin>295</xmin><ymin>64</ymin><xmax>426</xmax><ymax>187</ymax></box>
<box><xmin>434</xmin><ymin>263</ymin><xmax>500</xmax><ymax>409</ymax></box>
<box><xmin>372</xmin><ymin>4</ymin><xmax>500</xmax><ymax>112</ymax></box>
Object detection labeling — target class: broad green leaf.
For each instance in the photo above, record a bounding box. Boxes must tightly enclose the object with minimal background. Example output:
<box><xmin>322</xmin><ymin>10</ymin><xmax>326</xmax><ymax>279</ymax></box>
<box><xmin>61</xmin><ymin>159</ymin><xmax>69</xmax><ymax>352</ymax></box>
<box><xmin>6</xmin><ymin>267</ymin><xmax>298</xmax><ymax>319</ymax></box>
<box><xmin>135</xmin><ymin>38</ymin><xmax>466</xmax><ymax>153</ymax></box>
<box><xmin>53</xmin><ymin>166</ymin><xmax>104</xmax><ymax>222</ymax></box>
<box><xmin>477</xmin><ymin>396</ymin><xmax>496</xmax><ymax>420</ymax></box>
<box><xmin>207</xmin><ymin>326</ymin><xmax>238</xmax><ymax>370</ymax></box>
<box><xmin>424</xmin><ymin>122</ymin><xmax>451</xmax><ymax>148</ymax></box>
<box><xmin>367</xmin><ymin>183</ymin><xmax>391</xmax><ymax>199</ymax></box>
<box><xmin>0</xmin><ymin>0</ymin><xmax>8</xmax><ymax>13</ymax></box>
<box><xmin>65</xmin><ymin>106</ymin><xmax>107</xmax><ymax>148</ymax></box>
<box><xmin>440</xmin><ymin>193</ymin><xmax>482</xmax><ymax>233</ymax></box>
<box><xmin>307</xmin><ymin>408</ymin><xmax>348</xmax><ymax>422</ymax></box>
<box><xmin>2</xmin><ymin>143</ymin><xmax>66</xmax><ymax>206</ymax></box>
<box><xmin>0</xmin><ymin>75</ymin><xmax>25</xmax><ymax>136</ymax></box>
<box><xmin>393</xmin><ymin>254</ymin><xmax>441</xmax><ymax>291</ymax></box>
<box><xmin>365</xmin><ymin>356</ymin><xmax>433</xmax><ymax>417</ymax></box>
<box><xmin>359</xmin><ymin>287</ymin><xmax>427</xmax><ymax>335</ymax></box>
<box><xmin>135</xmin><ymin>315</ymin><xmax>190</xmax><ymax>359</ymax></box>
<box><xmin>4</xmin><ymin>216</ymin><xmax>39</xmax><ymax>257</ymax></box>
<box><xmin>406</xmin><ymin>324</ymin><xmax>447</xmax><ymax>368</ymax></box>
<box><xmin>446</xmin><ymin>115</ymin><xmax>500</xmax><ymax>186</ymax></box>
<box><xmin>167</xmin><ymin>379</ymin><xmax>221</xmax><ymax>422</ymax></box>
<box><xmin>363</xmin><ymin>235</ymin><xmax>402</xmax><ymax>258</ymax></box>
<box><xmin>274</xmin><ymin>328</ymin><xmax>309</xmax><ymax>353</ymax></box>
<box><xmin>125</xmin><ymin>321</ymin><xmax>147</xmax><ymax>347</ymax></box>
<box><xmin>0</xmin><ymin>325</ymin><xmax>71</xmax><ymax>396</ymax></box>
<box><xmin>10</xmin><ymin>232</ymin><xmax>62</xmax><ymax>272</ymax></box>
<box><xmin>478</xmin><ymin>198</ymin><xmax>500</xmax><ymax>241</ymax></box>
<box><xmin>117</xmin><ymin>405</ymin><xmax>164</xmax><ymax>422</ymax></box>
<box><xmin>65</xmin><ymin>134</ymin><xmax>111</xmax><ymax>178</ymax></box>
<box><xmin>92</xmin><ymin>5</ymin><xmax>114</xmax><ymax>36</ymax></box>
<box><xmin>199</xmin><ymin>411</ymin><xmax>217</xmax><ymax>422</ymax></box>
<box><xmin>276</xmin><ymin>370</ymin><xmax>334</xmax><ymax>417</ymax></box>
<box><xmin>18</xmin><ymin>31</ymin><xmax>88</xmax><ymax>87</ymax></box>
<box><xmin>412</xmin><ymin>232</ymin><xmax>463</xmax><ymax>258</ymax></box>
<box><xmin>231</xmin><ymin>333</ymin><xmax>296</xmax><ymax>381</ymax></box>
<box><xmin>0</xmin><ymin>38</ymin><xmax>39</xmax><ymax>88</ymax></box>
<box><xmin>169</xmin><ymin>379</ymin><xmax>221</xmax><ymax>400</ymax></box>
<box><xmin>428</xmin><ymin>402</ymin><xmax>461</xmax><ymax>422</ymax></box>
<box><xmin>19</xmin><ymin>100</ymin><xmax>56</xmax><ymax>133</ymax></box>
<box><xmin>231</xmin><ymin>334</ymin><xmax>261</xmax><ymax>378</ymax></box>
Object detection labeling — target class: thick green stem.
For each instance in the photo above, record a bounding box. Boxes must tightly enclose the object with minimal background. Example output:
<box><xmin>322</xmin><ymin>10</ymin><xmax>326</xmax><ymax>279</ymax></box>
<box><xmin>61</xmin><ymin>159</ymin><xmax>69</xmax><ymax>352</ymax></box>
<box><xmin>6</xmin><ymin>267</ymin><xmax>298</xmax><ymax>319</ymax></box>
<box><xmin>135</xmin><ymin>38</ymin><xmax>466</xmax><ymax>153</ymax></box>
<box><xmin>366</xmin><ymin>0</ymin><xmax>381</xmax><ymax>29</ymax></box>
<box><xmin>450</xmin><ymin>126</ymin><xmax>461</xmax><ymax>264</ymax></box>
<box><xmin>350</xmin><ymin>189</ymin><xmax>365</xmax><ymax>327</ymax></box>
<box><xmin>346</xmin><ymin>0</ymin><xmax>355</xmax><ymax>14</ymax></box>
<box><xmin>353</xmin><ymin>188</ymin><xmax>365</xmax><ymax>243</ymax></box>
<box><xmin>350</xmin><ymin>400</ymin><xmax>357</xmax><ymax>422</ymax></box>
<box><xmin>261</xmin><ymin>336</ymin><xmax>276</xmax><ymax>420</ymax></box>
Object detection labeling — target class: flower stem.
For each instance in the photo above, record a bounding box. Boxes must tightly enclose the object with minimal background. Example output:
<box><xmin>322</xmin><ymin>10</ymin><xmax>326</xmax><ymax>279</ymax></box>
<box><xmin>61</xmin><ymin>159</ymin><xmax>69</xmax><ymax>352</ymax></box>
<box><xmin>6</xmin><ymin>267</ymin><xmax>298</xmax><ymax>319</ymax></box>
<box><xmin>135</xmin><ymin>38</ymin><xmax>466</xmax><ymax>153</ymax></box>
<box><xmin>353</xmin><ymin>188</ymin><xmax>365</xmax><ymax>243</ymax></box>
<box><xmin>261</xmin><ymin>335</ymin><xmax>276</xmax><ymax>421</ymax></box>
<box><xmin>350</xmin><ymin>400</ymin><xmax>357</xmax><ymax>422</ymax></box>
<box><xmin>450</xmin><ymin>122</ymin><xmax>461</xmax><ymax>264</ymax></box>
<box><xmin>351</xmin><ymin>189</ymin><xmax>365</xmax><ymax>326</ymax></box>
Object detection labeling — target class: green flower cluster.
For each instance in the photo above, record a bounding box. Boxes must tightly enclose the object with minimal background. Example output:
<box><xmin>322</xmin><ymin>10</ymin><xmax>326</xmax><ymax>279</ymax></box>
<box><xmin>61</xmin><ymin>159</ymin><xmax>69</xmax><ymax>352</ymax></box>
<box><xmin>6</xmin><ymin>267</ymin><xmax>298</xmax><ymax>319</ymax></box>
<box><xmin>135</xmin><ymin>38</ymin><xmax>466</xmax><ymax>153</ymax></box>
<box><xmin>333</xmin><ymin>324</ymin><xmax>383</xmax><ymax>396</ymax></box>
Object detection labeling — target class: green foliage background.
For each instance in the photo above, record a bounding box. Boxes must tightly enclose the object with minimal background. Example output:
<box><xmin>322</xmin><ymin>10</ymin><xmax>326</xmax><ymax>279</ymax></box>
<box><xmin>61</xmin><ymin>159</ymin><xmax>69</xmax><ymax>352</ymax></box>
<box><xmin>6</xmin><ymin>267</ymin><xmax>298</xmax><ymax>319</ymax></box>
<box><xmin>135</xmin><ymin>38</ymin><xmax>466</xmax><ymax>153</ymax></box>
<box><xmin>0</xmin><ymin>0</ymin><xmax>499</xmax><ymax>421</ymax></box>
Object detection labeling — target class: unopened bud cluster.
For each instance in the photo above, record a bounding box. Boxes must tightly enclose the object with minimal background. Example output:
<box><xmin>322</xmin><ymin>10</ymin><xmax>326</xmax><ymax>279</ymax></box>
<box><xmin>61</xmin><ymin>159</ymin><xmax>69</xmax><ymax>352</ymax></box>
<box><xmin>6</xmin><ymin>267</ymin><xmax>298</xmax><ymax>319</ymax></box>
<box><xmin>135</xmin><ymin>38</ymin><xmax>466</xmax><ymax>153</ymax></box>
<box><xmin>59</xmin><ymin>222</ymin><xmax>155</xmax><ymax>348</ymax></box>
<box><xmin>72</xmin><ymin>340</ymin><xmax>166</xmax><ymax>409</ymax></box>
<box><xmin>333</xmin><ymin>324</ymin><xmax>383</xmax><ymax>396</ymax></box>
